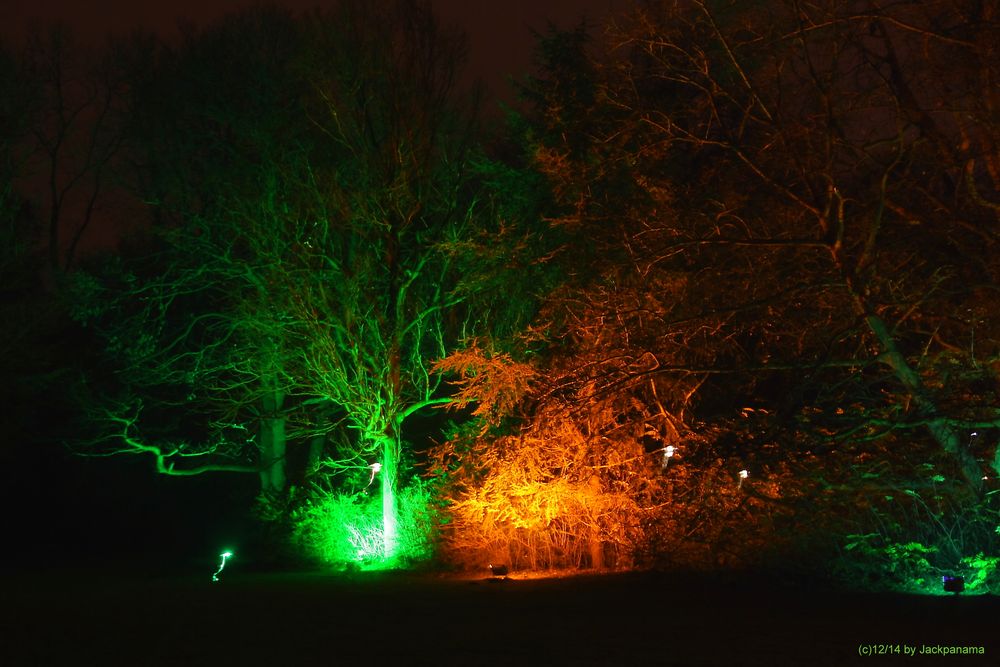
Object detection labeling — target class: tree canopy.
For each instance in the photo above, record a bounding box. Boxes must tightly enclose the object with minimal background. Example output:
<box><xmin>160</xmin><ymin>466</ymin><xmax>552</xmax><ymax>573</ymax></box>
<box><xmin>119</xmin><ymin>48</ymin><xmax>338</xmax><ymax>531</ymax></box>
<box><xmin>4</xmin><ymin>0</ymin><xmax>997</xmax><ymax>586</ymax></box>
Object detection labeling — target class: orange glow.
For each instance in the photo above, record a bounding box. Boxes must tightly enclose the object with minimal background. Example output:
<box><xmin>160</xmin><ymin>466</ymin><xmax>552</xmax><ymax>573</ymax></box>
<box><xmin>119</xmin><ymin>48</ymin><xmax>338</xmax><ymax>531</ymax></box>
<box><xmin>435</xmin><ymin>406</ymin><xmax>668</xmax><ymax>571</ymax></box>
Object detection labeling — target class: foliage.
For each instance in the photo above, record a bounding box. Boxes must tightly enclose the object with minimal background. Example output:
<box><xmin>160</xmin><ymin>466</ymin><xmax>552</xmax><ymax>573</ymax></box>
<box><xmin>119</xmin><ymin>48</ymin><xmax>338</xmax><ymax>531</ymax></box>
<box><xmin>291</xmin><ymin>478</ymin><xmax>439</xmax><ymax>569</ymax></box>
<box><xmin>962</xmin><ymin>552</ymin><xmax>1000</xmax><ymax>593</ymax></box>
<box><xmin>600</xmin><ymin>0</ymin><xmax>1000</xmax><ymax>489</ymax></box>
<box><xmin>840</xmin><ymin>536</ymin><xmax>939</xmax><ymax>593</ymax></box>
<box><xmin>832</xmin><ymin>488</ymin><xmax>1000</xmax><ymax>594</ymax></box>
<box><xmin>433</xmin><ymin>340</ymin><xmax>537</xmax><ymax>431</ymax></box>
<box><xmin>438</xmin><ymin>2</ymin><xmax>1000</xmax><ymax>577</ymax></box>
<box><xmin>433</xmin><ymin>406</ymin><xmax>661</xmax><ymax>571</ymax></box>
<box><xmin>71</xmin><ymin>2</ymin><xmax>491</xmax><ymax>565</ymax></box>
<box><xmin>13</xmin><ymin>0</ymin><xmax>1000</xmax><ymax>577</ymax></box>
<box><xmin>430</xmin><ymin>21</ymin><xmax>802</xmax><ymax>574</ymax></box>
<box><xmin>430</xmin><ymin>362</ymin><xmax>801</xmax><ymax>572</ymax></box>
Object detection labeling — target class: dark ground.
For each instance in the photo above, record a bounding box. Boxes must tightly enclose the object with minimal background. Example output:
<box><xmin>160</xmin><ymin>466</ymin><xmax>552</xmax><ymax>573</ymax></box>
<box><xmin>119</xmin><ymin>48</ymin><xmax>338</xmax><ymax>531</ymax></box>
<box><xmin>1</xmin><ymin>566</ymin><xmax>997</xmax><ymax>666</ymax></box>
<box><xmin>1</xmin><ymin>446</ymin><xmax>996</xmax><ymax>665</ymax></box>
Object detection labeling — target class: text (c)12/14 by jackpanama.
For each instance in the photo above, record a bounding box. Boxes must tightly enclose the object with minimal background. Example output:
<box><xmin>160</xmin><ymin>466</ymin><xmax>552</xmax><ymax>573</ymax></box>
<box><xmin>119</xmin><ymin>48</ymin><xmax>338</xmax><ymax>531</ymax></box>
<box><xmin>857</xmin><ymin>644</ymin><xmax>986</xmax><ymax>657</ymax></box>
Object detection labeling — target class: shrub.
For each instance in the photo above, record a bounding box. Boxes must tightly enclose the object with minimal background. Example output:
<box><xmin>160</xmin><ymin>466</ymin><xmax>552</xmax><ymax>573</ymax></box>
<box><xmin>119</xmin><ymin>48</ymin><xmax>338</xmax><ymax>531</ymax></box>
<box><xmin>831</xmin><ymin>487</ymin><xmax>1000</xmax><ymax>594</ymax></box>
<box><xmin>290</xmin><ymin>479</ymin><xmax>439</xmax><ymax>569</ymax></box>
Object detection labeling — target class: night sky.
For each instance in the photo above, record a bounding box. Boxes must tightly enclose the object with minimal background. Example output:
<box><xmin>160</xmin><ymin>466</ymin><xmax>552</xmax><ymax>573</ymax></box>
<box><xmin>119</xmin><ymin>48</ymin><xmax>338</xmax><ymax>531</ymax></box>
<box><xmin>3</xmin><ymin>0</ymin><xmax>621</xmax><ymax>104</ymax></box>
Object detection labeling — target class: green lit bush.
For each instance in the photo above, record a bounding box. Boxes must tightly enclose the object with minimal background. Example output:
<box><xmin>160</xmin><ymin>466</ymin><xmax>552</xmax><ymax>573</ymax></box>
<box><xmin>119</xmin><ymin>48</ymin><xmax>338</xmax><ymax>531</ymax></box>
<box><xmin>832</xmin><ymin>487</ymin><xmax>1000</xmax><ymax>595</ymax></box>
<box><xmin>838</xmin><ymin>535</ymin><xmax>939</xmax><ymax>593</ymax></box>
<box><xmin>960</xmin><ymin>551</ymin><xmax>1000</xmax><ymax>593</ymax></box>
<box><xmin>291</xmin><ymin>479</ymin><xmax>439</xmax><ymax>569</ymax></box>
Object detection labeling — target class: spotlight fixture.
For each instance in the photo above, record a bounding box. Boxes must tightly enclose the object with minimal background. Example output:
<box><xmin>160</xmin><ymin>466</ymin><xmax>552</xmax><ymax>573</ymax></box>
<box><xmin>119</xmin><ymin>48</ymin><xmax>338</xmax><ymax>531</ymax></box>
<box><xmin>942</xmin><ymin>575</ymin><xmax>964</xmax><ymax>595</ymax></box>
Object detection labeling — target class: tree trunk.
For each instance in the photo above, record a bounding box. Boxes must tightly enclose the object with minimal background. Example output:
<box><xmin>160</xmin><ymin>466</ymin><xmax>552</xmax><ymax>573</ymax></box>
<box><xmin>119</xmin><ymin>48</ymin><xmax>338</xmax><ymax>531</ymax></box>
<box><xmin>587</xmin><ymin>476</ymin><xmax>604</xmax><ymax>569</ymax></box>
<box><xmin>259</xmin><ymin>386</ymin><xmax>287</xmax><ymax>496</ymax></box>
<box><xmin>380</xmin><ymin>432</ymin><xmax>401</xmax><ymax>561</ymax></box>
<box><xmin>864</xmin><ymin>314</ymin><xmax>983</xmax><ymax>492</ymax></box>
<box><xmin>834</xmin><ymin>241</ymin><xmax>984</xmax><ymax>492</ymax></box>
<box><xmin>306</xmin><ymin>433</ymin><xmax>325</xmax><ymax>478</ymax></box>
<box><xmin>589</xmin><ymin>532</ymin><xmax>604</xmax><ymax>570</ymax></box>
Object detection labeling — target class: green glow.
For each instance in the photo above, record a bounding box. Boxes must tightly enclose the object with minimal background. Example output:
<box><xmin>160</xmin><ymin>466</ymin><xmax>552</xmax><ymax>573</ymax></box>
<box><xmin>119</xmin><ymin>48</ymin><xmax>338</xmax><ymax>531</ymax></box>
<box><xmin>843</xmin><ymin>534</ymin><xmax>997</xmax><ymax>595</ymax></box>
<box><xmin>905</xmin><ymin>573</ymin><xmax>990</xmax><ymax>597</ymax></box>
<box><xmin>837</xmin><ymin>533</ymin><xmax>1000</xmax><ymax>596</ymax></box>
<box><xmin>291</xmin><ymin>479</ymin><xmax>437</xmax><ymax>570</ymax></box>
<box><xmin>380</xmin><ymin>438</ymin><xmax>401</xmax><ymax>562</ymax></box>
<box><xmin>955</xmin><ymin>553</ymin><xmax>999</xmax><ymax>594</ymax></box>
<box><xmin>347</xmin><ymin>522</ymin><xmax>384</xmax><ymax>562</ymax></box>
<box><xmin>381</xmin><ymin>483</ymin><xmax>399</xmax><ymax>561</ymax></box>
<box><xmin>212</xmin><ymin>550</ymin><xmax>233</xmax><ymax>582</ymax></box>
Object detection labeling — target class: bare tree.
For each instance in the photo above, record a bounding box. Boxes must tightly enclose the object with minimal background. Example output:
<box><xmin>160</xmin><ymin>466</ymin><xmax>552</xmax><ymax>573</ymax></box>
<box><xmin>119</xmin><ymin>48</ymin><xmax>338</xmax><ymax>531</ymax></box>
<box><xmin>600</xmin><ymin>0</ymin><xmax>1000</xmax><ymax>490</ymax></box>
<box><xmin>21</xmin><ymin>25</ymin><xmax>124</xmax><ymax>273</ymax></box>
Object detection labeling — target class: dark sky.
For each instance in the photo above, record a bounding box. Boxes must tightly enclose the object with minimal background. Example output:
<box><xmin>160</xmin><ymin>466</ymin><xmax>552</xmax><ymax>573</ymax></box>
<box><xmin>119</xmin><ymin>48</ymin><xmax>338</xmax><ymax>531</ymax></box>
<box><xmin>2</xmin><ymin>0</ymin><xmax>623</xmax><ymax>257</ymax></box>
<box><xmin>3</xmin><ymin>0</ymin><xmax>622</xmax><ymax>103</ymax></box>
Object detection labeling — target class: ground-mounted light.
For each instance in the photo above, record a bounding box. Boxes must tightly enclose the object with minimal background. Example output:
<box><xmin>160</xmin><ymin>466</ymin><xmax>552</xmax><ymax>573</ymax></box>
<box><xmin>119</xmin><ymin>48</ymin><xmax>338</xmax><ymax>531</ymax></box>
<box><xmin>212</xmin><ymin>550</ymin><xmax>233</xmax><ymax>582</ymax></box>
<box><xmin>738</xmin><ymin>469</ymin><xmax>749</xmax><ymax>489</ymax></box>
<box><xmin>942</xmin><ymin>575</ymin><xmax>964</xmax><ymax>595</ymax></box>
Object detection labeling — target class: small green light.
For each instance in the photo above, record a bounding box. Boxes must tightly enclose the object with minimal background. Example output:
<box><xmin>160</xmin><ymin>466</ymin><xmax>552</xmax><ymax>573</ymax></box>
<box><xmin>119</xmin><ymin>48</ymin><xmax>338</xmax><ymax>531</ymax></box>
<box><xmin>212</xmin><ymin>550</ymin><xmax>233</xmax><ymax>582</ymax></box>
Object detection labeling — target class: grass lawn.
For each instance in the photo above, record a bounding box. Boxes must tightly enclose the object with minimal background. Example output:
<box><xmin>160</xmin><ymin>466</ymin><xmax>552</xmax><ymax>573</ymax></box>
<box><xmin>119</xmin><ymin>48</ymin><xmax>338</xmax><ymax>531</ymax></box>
<box><xmin>1</xmin><ymin>567</ymin><xmax>997</xmax><ymax>665</ymax></box>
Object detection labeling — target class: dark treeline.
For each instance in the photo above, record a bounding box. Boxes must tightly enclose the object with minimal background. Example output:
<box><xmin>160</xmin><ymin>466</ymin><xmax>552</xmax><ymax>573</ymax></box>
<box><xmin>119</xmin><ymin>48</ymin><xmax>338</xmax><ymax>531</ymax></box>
<box><xmin>2</xmin><ymin>0</ymin><xmax>998</xmax><ymax>590</ymax></box>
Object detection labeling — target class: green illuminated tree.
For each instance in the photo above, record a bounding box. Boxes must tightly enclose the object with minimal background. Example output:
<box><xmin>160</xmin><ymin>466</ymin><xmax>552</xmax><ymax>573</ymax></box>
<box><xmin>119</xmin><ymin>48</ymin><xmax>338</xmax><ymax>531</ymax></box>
<box><xmin>74</xmin><ymin>2</ymin><xmax>497</xmax><ymax>566</ymax></box>
<box><xmin>280</xmin><ymin>0</ymin><xmax>486</xmax><ymax>561</ymax></box>
<box><xmin>73</xmin><ymin>8</ymin><xmax>311</xmax><ymax>499</ymax></box>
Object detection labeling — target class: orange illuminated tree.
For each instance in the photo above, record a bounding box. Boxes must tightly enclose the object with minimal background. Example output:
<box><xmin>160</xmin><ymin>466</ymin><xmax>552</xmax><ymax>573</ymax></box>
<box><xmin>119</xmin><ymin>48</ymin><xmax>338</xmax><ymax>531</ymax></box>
<box><xmin>428</xmin><ymin>32</ymin><xmax>797</xmax><ymax>563</ymax></box>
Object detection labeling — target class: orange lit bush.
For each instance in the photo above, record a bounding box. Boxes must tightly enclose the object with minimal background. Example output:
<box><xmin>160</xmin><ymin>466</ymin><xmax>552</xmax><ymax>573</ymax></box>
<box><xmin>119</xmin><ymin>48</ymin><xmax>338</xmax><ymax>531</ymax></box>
<box><xmin>430</xmin><ymin>344</ymin><xmax>795</xmax><ymax>572</ymax></box>
<box><xmin>431</xmin><ymin>409</ymin><xmax>800</xmax><ymax>572</ymax></box>
<box><xmin>434</xmin><ymin>404</ymin><xmax>662</xmax><ymax>570</ymax></box>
